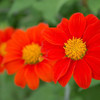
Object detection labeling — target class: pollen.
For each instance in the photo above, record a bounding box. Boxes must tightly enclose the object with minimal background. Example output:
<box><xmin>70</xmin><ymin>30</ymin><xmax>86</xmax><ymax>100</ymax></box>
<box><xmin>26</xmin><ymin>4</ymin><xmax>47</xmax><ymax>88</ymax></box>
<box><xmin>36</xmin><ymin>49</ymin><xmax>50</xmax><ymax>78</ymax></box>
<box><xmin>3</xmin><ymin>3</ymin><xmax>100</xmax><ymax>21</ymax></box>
<box><xmin>0</xmin><ymin>43</ymin><xmax>6</xmax><ymax>56</ymax></box>
<box><xmin>22</xmin><ymin>43</ymin><xmax>43</xmax><ymax>64</ymax></box>
<box><xmin>64</xmin><ymin>37</ymin><xmax>87</xmax><ymax>60</ymax></box>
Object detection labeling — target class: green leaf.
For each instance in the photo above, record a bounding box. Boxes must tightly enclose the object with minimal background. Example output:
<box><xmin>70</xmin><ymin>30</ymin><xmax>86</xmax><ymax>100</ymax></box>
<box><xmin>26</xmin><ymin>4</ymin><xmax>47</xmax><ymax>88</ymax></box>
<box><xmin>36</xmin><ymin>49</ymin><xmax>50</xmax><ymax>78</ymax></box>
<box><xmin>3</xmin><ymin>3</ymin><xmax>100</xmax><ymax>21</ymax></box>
<box><xmin>0</xmin><ymin>21</ymin><xmax>9</xmax><ymax>29</ymax></box>
<box><xmin>0</xmin><ymin>72</ymin><xmax>32</xmax><ymax>100</ymax></box>
<box><xmin>33</xmin><ymin>0</ymin><xmax>69</xmax><ymax>23</ymax></box>
<box><xmin>70</xmin><ymin>84</ymin><xmax>100</xmax><ymax>100</ymax></box>
<box><xmin>8</xmin><ymin>0</ymin><xmax>34</xmax><ymax>16</ymax></box>
<box><xmin>18</xmin><ymin>8</ymin><xmax>42</xmax><ymax>28</ymax></box>
<box><xmin>88</xmin><ymin>0</ymin><xmax>100</xmax><ymax>14</ymax></box>
<box><xmin>69</xmin><ymin>78</ymin><xmax>100</xmax><ymax>100</ymax></box>
<box><xmin>79</xmin><ymin>84</ymin><xmax>100</xmax><ymax>100</ymax></box>
<box><xmin>90</xmin><ymin>79</ymin><xmax>100</xmax><ymax>87</ymax></box>
<box><xmin>71</xmin><ymin>96</ymin><xmax>83</xmax><ymax>100</ymax></box>
<box><xmin>0</xmin><ymin>0</ymin><xmax>11</xmax><ymax>9</ymax></box>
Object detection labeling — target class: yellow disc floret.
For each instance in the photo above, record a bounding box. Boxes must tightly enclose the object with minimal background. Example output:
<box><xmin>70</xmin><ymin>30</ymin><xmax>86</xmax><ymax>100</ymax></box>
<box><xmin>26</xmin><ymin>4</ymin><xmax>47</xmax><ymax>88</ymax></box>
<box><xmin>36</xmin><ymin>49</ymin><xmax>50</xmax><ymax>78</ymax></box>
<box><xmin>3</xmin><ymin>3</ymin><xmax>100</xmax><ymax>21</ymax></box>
<box><xmin>64</xmin><ymin>37</ymin><xmax>87</xmax><ymax>60</ymax></box>
<box><xmin>22</xmin><ymin>43</ymin><xmax>43</xmax><ymax>64</ymax></box>
<box><xmin>0</xmin><ymin>43</ymin><xmax>6</xmax><ymax>56</ymax></box>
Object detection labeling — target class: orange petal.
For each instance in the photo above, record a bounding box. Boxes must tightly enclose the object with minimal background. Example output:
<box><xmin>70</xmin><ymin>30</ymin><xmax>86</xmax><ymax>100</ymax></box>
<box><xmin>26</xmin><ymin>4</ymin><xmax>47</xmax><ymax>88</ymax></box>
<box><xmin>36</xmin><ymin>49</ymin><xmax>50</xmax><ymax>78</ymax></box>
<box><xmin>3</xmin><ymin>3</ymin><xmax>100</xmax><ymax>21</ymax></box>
<box><xmin>84</xmin><ymin>55</ymin><xmax>100</xmax><ymax>80</ymax></box>
<box><xmin>86</xmin><ymin>14</ymin><xmax>98</xmax><ymax>26</ymax></box>
<box><xmin>73</xmin><ymin>59</ymin><xmax>92</xmax><ymax>89</ymax></box>
<box><xmin>83</xmin><ymin>20</ymin><xmax>100</xmax><ymax>42</ymax></box>
<box><xmin>0</xmin><ymin>27</ymin><xmax>14</xmax><ymax>42</ymax></box>
<box><xmin>25</xmin><ymin>65</ymin><xmax>39</xmax><ymax>90</ymax></box>
<box><xmin>5</xmin><ymin>60</ymin><xmax>24</xmax><ymax>74</ymax></box>
<box><xmin>58</xmin><ymin>61</ymin><xmax>76</xmax><ymax>87</ymax></box>
<box><xmin>44</xmin><ymin>47</ymin><xmax>65</xmax><ymax>60</ymax></box>
<box><xmin>87</xmin><ymin>47</ymin><xmax>100</xmax><ymax>60</ymax></box>
<box><xmin>27</xmin><ymin>23</ymin><xmax>48</xmax><ymax>45</ymax></box>
<box><xmin>53</xmin><ymin>58</ymin><xmax>71</xmax><ymax>83</ymax></box>
<box><xmin>57</xmin><ymin>18</ymin><xmax>72</xmax><ymax>38</ymax></box>
<box><xmin>0</xmin><ymin>55</ymin><xmax>5</xmax><ymax>73</ymax></box>
<box><xmin>11</xmin><ymin>29</ymin><xmax>30</xmax><ymax>47</ymax></box>
<box><xmin>86</xmin><ymin>33</ymin><xmax>100</xmax><ymax>49</ymax></box>
<box><xmin>35</xmin><ymin>60</ymin><xmax>53</xmax><ymax>82</ymax></box>
<box><xmin>69</xmin><ymin>13</ymin><xmax>86</xmax><ymax>38</ymax></box>
<box><xmin>43</xmin><ymin>28</ymin><xmax>69</xmax><ymax>46</ymax></box>
<box><xmin>4</xmin><ymin>27</ymin><xmax>14</xmax><ymax>41</ymax></box>
<box><xmin>14</xmin><ymin>67</ymin><xmax>26</xmax><ymax>88</ymax></box>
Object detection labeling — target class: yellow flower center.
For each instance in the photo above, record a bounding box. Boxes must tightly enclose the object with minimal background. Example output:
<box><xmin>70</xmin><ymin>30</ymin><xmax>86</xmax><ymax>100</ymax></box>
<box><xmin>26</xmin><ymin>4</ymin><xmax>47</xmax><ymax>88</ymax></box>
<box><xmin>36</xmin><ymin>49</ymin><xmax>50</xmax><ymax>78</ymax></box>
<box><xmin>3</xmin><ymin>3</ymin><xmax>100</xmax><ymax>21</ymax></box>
<box><xmin>22</xmin><ymin>43</ymin><xmax>43</xmax><ymax>64</ymax></box>
<box><xmin>0</xmin><ymin>43</ymin><xmax>6</xmax><ymax>56</ymax></box>
<box><xmin>64</xmin><ymin>37</ymin><xmax>87</xmax><ymax>60</ymax></box>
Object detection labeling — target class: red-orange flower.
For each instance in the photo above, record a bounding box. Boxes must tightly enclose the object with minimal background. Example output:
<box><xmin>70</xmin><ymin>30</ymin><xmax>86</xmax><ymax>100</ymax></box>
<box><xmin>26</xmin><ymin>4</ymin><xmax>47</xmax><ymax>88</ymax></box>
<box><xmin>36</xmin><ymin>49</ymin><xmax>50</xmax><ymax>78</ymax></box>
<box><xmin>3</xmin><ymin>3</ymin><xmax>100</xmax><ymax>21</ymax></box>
<box><xmin>42</xmin><ymin>13</ymin><xmax>100</xmax><ymax>89</ymax></box>
<box><xmin>0</xmin><ymin>27</ymin><xmax>14</xmax><ymax>73</ymax></box>
<box><xmin>4</xmin><ymin>23</ymin><xmax>53</xmax><ymax>90</ymax></box>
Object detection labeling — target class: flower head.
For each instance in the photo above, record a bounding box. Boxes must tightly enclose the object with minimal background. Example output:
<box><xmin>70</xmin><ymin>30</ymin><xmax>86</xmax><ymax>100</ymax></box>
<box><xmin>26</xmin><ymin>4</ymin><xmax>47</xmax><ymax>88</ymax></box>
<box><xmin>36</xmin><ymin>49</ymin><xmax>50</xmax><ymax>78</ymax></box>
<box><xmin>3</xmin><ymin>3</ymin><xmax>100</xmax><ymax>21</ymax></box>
<box><xmin>0</xmin><ymin>27</ymin><xmax>14</xmax><ymax>73</ymax></box>
<box><xmin>42</xmin><ymin>13</ymin><xmax>100</xmax><ymax>89</ymax></box>
<box><xmin>4</xmin><ymin>23</ymin><xmax>53</xmax><ymax>90</ymax></box>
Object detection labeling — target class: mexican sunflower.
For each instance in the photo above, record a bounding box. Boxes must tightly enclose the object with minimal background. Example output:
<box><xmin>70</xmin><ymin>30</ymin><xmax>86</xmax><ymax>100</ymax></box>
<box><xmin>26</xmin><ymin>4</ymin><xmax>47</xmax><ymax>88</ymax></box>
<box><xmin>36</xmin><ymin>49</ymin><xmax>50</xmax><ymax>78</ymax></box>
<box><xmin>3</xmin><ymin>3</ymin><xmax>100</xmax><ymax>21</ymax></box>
<box><xmin>3</xmin><ymin>23</ymin><xmax>53</xmax><ymax>90</ymax></box>
<box><xmin>0</xmin><ymin>27</ymin><xmax>14</xmax><ymax>73</ymax></box>
<box><xmin>42</xmin><ymin>13</ymin><xmax>100</xmax><ymax>89</ymax></box>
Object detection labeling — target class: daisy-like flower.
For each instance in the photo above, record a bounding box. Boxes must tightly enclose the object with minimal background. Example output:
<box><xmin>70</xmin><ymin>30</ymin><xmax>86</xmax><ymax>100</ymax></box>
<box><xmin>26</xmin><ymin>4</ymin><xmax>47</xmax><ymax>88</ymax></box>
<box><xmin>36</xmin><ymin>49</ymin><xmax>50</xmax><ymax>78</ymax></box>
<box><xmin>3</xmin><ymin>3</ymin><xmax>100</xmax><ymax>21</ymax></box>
<box><xmin>42</xmin><ymin>13</ymin><xmax>100</xmax><ymax>89</ymax></box>
<box><xmin>0</xmin><ymin>27</ymin><xmax>14</xmax><ymax>73</ymax></box>
<box><xmin>3</xmin><ymin>23</ymin><xmax>53</xmax><ymax>90</ymax></box>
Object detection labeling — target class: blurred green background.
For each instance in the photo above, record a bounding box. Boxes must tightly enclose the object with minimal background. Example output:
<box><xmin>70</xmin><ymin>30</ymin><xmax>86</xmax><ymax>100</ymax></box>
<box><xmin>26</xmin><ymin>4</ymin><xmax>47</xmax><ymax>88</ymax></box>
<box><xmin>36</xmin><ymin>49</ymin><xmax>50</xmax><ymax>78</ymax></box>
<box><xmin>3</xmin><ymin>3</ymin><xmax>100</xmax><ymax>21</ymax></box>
<box><xmin>0</xmin><ymin>0</ymin><xmax>100</xmax><ymax>100</ymax></box>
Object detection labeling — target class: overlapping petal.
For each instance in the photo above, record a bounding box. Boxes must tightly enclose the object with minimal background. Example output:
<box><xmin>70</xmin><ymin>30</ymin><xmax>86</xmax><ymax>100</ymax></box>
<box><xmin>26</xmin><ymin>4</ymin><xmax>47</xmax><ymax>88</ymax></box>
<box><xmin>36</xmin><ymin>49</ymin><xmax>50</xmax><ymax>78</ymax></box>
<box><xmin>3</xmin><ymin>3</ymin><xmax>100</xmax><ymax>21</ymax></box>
<box><xmin>43</xmin><ymin>28</ymin><xmax>69</xmax><ymax>45</ymax></box>
<box><xmin>86</xmin><ymin>14</ymin><xmax>98</xmax><ymax>26</ymax></box>
<box><xmin>84</xmin><ymin>55</ymin><xmax>100</xmax><ymax>80</ymax></box>
<box><xmin>86</xmin><ymin>33</ymin><xmax>100</xmax><ymax>48</ymax></box>
<box><xmin>11</xmin><ymin>29</ymin><xmax>30</xmax><ymax>47</ymax></box>
<box><xmin>87</xmin><ymin>47</ymin><xmax>100</xmax><ymax>59</ymax></box>
<box><xmin>15</xmin><ymin>67</ymin><xmax>26</xmax><ymax>88</ymax></box>
<box><xmin>0</xmin><ymin>55</ymin><xmax>4</xmax><ymax>73</ymax></box>
<box><xmin>44</xmin><ymin>47</ymin><xmax>65</xmax><ymax>60</ymax></box>
<box><xmin>5</xmin><ymin>60</ymin><xmax>24</xmax><ymax>74</ymax></box>
<box><xmin>25</xmin><ymin>65</ymin><xmax>39</xmax><ymax>90</ymax></box>
<box><xmin>57</xmin><ymin>18</ymin><xmax>72</xmax><ymax>38</ymax></box>
<box><xmin>41</xmin><ymin>41</ymin><xmax>58</xmax><ymax>53</ymax></box>
<box><xmin>35</xmin><ymin>60</ymin><xmax>53</xmax><ymax>82</ymax></box>
<box><xmin>83</xmin><ymin>20</ymin><xmax>100</xmax><ymax>42</ymax></box>
<box><xmin>27</xmin><ymin>23</ymin><xmax>48</xmax><ymax>45</ymax></box>
<box><xmin>58</xmin><ymin>61</ymin><xmax>76</xmax><ymax>87</ymax></box>
<box><xmin>53</xmin><ymin>58</ymin><xmax>71</xmax><ymax>83</ymax></box>
<box><xmin>73</xmin><ymin>59</ymin><xmax>92</xmax><ymax>89</ymax></box>
<box><xmin>0</xmin><ymin>27</ymin><xmax>14</xmax><ymax>42</ymax></box>
<box><xmin>69</xmin><ymin>13</ymin><xmax>86</xmax><ymax>38</ymax></box>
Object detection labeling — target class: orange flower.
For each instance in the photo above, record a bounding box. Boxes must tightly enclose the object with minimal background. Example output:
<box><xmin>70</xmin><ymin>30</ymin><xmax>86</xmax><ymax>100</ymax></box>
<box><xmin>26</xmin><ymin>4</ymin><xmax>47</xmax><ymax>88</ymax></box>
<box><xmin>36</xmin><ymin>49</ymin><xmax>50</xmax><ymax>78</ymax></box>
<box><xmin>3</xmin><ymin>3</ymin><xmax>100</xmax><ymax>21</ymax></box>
<box><xmin>0</xmin><ymin>27</ymin><xmax>14</xmax><ymax>73</ymax></box>
<box><xmin>42</xmin><ymin>13</ymin><xmax>100</xmax><ymax>89</ymax></box>
<box><xmin>4</xmin><ymin>23</ymin><xmax>53</xmax><ymax>90</ymax></box>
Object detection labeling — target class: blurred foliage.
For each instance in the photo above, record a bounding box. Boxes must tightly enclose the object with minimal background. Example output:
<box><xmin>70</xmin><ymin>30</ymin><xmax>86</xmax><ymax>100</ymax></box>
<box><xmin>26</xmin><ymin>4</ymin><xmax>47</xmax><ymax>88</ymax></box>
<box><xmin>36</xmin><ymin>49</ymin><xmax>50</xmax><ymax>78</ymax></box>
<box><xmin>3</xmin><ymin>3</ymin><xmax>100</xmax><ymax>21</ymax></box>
<box><xmin>0</xmin><ymin>0</ymin><xmax>100</xmax><ymax>28</ymax></box>
<box><xmin>0</xmin><ymin>72</ymin><xmax>65</xmax><ymax>100</ymax></box>
<box><xmin>88</xmin><ymin>0</ymin><xmax>100</xmax><ymax>14</ymax></box>
<box><xmin>69</xmin><ymin>77</ymin><xmax>100</xmax><ymax>100</ymax></box>
<box><xmin>0</xmin><ymin>0</ymin><xmax>100</xmax><ymax>100</ymax></box>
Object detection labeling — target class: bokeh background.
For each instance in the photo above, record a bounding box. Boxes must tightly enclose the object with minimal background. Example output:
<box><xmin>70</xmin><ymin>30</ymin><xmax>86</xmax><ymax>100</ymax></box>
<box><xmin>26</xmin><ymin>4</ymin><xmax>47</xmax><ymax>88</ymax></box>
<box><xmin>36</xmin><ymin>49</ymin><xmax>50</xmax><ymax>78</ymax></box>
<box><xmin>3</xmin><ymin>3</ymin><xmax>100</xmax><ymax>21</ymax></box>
<box><xmin>0</xmin><ymin>0</ymin><xmax>100</xmax><ymax>100</ymax></box>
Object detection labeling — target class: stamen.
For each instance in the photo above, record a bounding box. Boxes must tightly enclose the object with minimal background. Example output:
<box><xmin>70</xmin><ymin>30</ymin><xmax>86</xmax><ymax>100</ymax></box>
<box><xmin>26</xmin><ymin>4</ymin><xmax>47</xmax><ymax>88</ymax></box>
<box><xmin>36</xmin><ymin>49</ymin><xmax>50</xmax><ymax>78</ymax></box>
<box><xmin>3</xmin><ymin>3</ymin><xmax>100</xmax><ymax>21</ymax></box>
<box><xmin>22</xmin><ymin>43</ymin><xmax>43</xmax><ymax>64</ymax></box>
<box><xmin>64</xmin><ymin>37</ymin><xmax>87</xmax><ymax>60</ymax></box>
<box><xmin>0</xmin><ymin>43</ymin><xmax>6</xmax><ymax>56</ymax></box>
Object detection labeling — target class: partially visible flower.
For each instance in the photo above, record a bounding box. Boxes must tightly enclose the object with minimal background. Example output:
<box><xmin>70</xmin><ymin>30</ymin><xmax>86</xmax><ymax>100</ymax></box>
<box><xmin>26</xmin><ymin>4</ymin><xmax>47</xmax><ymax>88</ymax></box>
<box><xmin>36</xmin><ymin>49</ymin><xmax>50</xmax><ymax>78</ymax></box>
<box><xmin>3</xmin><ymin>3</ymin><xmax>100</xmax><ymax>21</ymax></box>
<box><xmin>42</xmin><ymin>13</ymin><xmax>100</xmax><ymax>89</ymax></box>
<box><xmin>0</xmin><ymin>27</ymin><xmax>14</xmax><ymax>73</ymax></box>
<box><xmin>4</xmin><ymin>23</ymin><xmax>53</xmax><ymax>90</ymax></box>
